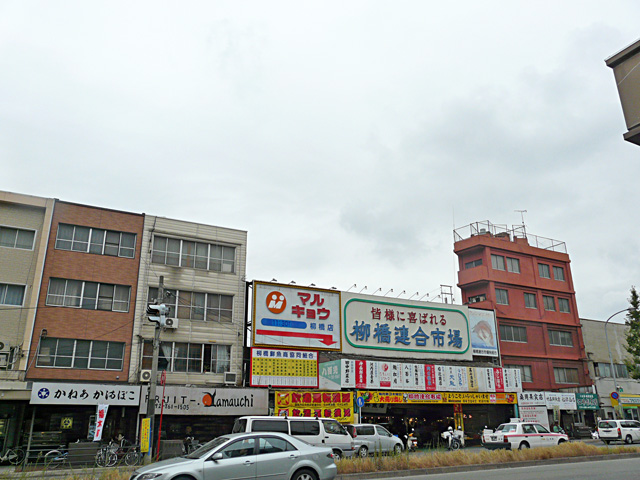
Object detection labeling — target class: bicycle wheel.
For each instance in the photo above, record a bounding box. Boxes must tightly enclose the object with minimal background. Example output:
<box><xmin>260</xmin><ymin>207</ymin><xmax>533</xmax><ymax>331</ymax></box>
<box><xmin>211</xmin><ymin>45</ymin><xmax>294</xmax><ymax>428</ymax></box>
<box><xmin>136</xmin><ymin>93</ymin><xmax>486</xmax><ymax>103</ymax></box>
<box><xmin>124</xmin><ymin>450</ymin><xmax>140</xmax><ymax>466</ymax></box>
<box><xmin>95</xmin><ymin>448</ymin><xmax>109</xmax><ymax>467</ymax></box>
<box><xmin>106</xmin><ymin>452</ymin><xmax>118</xmax><ymax>467</ymax></box>
<box><xmin>7</xmin><ymin>448</ymin><xmax>25</xmax><ymax>465</ymax></box>
<box><xmin>44</xmin><ymin>450</ymin><xmax>63</xmax><ymax>469</ymax></box>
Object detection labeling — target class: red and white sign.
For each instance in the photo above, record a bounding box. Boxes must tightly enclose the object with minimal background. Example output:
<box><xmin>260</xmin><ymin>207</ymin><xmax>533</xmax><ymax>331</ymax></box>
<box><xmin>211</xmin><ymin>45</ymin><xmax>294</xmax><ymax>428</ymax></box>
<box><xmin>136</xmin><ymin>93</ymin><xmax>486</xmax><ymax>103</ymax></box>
<box><xmin>93</xmin><ymin>404</ymin><xmax>109</xmax><ymax>441</ymax></box>
<box><xmin>253</xmin><ymin>282</ymin><xmax>341</xmax><ymax>350</ymax></box>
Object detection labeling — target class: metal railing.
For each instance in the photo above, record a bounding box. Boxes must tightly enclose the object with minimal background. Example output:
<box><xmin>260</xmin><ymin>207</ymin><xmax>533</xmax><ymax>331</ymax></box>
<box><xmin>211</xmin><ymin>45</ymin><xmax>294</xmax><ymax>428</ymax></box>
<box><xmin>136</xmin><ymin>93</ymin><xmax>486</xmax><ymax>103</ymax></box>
<box><xmin>453</xmin><ymin>220</ymin><xmax>567</xmax><ymax>253</ymax></box>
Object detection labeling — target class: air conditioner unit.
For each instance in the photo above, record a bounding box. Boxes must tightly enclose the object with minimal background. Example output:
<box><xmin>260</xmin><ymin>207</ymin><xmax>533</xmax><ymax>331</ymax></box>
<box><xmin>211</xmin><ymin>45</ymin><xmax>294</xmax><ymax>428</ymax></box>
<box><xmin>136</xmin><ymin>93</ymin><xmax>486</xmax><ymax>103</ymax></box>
<box><xmin>224</xmin><ymin>372</ymin><xmax>238</xmax><ymax>385</ymax></box>
<box><xmin>0</xmin><ymin>341</ymin><xmax>8</xmax><ymax>352</ymax></box>
<box><xmin>164</xmin><ymin>318</ymin><xmax>179</xmax><ymax>329</ymax></box>
<box><xmin>0</xmin><ymin>354</ymin><xmax>7</xmax><ymax>369</ymax></box>
<box><xmin>140</xmin><ymin>369</ymin><xmax>153</xmax><ymax>383</ymax></box>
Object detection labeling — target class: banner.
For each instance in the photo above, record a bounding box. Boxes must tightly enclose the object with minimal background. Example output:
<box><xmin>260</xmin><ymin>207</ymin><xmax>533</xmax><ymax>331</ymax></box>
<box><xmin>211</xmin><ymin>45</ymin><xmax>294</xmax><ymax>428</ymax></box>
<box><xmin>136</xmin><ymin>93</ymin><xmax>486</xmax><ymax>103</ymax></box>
<box><xmin>250</xmin><ymin>348</ymin><xmax>318</xmax><ymax>388</ymax></box>
<box><xmin>468</xmin><ymin>308</ymin><xmax>499</xmax><ymax>357</ymax></box>
<box><xmin>140</xmin><ymin>418</ymin><xmax>150</xmax><ymax>453</ymax></box>
<box><xmin>93</xmin><ymin>404</ymin><xmax>109</xmax><ymax>441</ymax></box>
<box><xmin>545</xmin><ymin>392</ymin><xmax>577</xmax><ymax>410</ymax></box>
<box><xmin>520</xmin><ymin>405</ymin><xmax>550</xmax><ymax>430</ymax></box>
<box><xmin>275</xmin><ymin>391</ymin><xmax>354</xmax><ymax>423</ymax></box>
<box><xmin>357</xmin><ymin>390</ymin><xmax>517</xmax><ymax>405</ymax></box>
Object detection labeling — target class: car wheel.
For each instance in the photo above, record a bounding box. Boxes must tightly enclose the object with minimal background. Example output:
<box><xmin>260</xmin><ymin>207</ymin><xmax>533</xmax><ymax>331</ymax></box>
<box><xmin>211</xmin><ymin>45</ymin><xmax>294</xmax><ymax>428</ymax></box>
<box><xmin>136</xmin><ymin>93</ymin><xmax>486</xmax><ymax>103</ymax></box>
<box><xmin>557</xmin><ymin>439</ymin><xmax>566</xmax><ymax>446</ymax></box>
<box><xmin>358</xmin><ymin>446</ymin><xmax>368</xmax><ymax>457</ymax></box>
<box><xmin>393</xmin><ymin>444</ymin><xmax>402</xmax><ymax>455</ymax></box>
<box><xmin>518</xmin><ymin>442</ymin><xmax>530</xmax><ymax>450</ymax></box>
<box><xmin>292</xmin><ymin>468</ymin><xmax>319</xmax><ymax>480</ymax></box>
<box><xmin>603</xmin><ymin>440</ymin><xmax>610</xmax><ymax>445</ymax></box>
<box><xmin>332</xmin><ymin>450</ymin><xmax>342</xmax><ymax>461</ymax></box>
<box><xmin>625</xmin><ymin>435</ymin><xmax>633</xmax><ymax>444</ymax></box>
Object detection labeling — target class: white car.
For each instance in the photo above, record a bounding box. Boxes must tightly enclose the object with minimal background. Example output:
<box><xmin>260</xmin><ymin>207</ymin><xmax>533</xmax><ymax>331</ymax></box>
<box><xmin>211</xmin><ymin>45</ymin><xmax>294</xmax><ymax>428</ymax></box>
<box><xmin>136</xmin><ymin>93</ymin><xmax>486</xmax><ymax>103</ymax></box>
<box><xmin>482</xmin><ymin>420</ymin><xmax>569</xmax><ymax>450</ymax></box>
<box><xmin>597</xmin><ymin>419</ymin><xmax>640</xmax><ymax>444</ymax></box>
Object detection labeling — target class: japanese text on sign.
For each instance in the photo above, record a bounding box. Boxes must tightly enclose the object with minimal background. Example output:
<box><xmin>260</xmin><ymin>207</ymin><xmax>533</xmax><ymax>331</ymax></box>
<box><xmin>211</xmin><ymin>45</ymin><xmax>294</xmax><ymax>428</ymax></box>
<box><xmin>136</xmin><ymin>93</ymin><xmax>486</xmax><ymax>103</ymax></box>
<box><xmin>251</xmin><ymin>348</ymin><xmax>318</xmax><ymax>388</ymax></box>
<box><xmin>275</xmin><ymin>391</ymin><xmax>354</xmax><ymax>423</ymax></box>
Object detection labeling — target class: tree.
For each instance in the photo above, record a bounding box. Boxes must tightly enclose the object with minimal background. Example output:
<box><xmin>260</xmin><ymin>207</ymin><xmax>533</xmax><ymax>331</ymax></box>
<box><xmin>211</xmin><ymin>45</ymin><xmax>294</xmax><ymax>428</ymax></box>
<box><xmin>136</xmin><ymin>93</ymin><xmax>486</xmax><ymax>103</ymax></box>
<box><xmin>624</xmin><ymin>286</ymin><xmax>640</xmax><ymax>379</ymax></box>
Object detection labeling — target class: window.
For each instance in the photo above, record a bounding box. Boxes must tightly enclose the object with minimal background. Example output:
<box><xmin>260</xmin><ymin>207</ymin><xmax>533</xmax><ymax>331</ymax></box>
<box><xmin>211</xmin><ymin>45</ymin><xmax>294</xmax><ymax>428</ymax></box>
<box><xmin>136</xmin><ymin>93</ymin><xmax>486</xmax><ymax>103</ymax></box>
<box><xmin>55</xmin><ymin>224</ymin><xmax>136</xmax><ymax>258</ymax></box>
<box><xmin>465</xmin><ymin>259</ymin><xmax>482</xmax><ymax>269</ymax></box>
<box><xmin>290</xmin><ymin>420</ymin><xmax>320</xmax><ymax>436</ymax></box>
<box><xmin>506</xmin><ymin>257</ymin><xmax>520</xmax><ymax>273</ymax></box>
<box><xmin>152</xmin><ymin>235</ymin><xmax>236</xmax><ymax>273</ymax></box>
<box><xmin>595</xmin><ymin>362</ymin><xmax>629</xmax><ymax>378</ymax></box>
<box><xmin>538</xmin><ymin>263</ymin><xmax>550</xmax><ymax>279</ymax></box>
<box><xmin>356</xmin><ymin>425</ymin><xmax>376</xmax><ymax>436</ymax></box>
<box><xmin>0</xmin><ymin>226</ymin><xmax>35</xmax><ymax>250</ymax></box>
<box><xmin>252</xmin><ymin>420</ymin><xmax>288</xmax><ymax>433</ymax></box>
<box><xmin>543</xmin><ymin>295</ymin><xmax>555</xmax><ymax>311</ymax></box>
<box><xmin>534</xmin><ymin>424</ymin><xmax>550</xmax><ymax>434</ymax></box>
<box><xmin>495</xmin><ymin>288</ymin><xmax>509</xmax><ymax>305</ymax></box>
<box><xmin>0</xmin><ymin>284</ymin><xmax>25</xmax><ymax>306</ymax></box>
<box><xmin>549</xmin><ymin>330</ymin><xmax>573</xmax><ymax>347</ymax></box>
<box><xmin>554</xmin><ymin>367</ymin><xmax>579</xmax><ymax>384</ymax></box>
<box><xmin>499</xmin><ymin>324</ymin><xmax>527</xmax><ymax>343</ymax></box>
<box><xmin>558</xmin><ymin>298</ymin><xmax>570</xmax><ymax>313</ymax></box>
<box><xmin>258</xmin><ymin>437</ymin><xmax>295</xmax><ymax>455</ymax></box>
<box><xmin>553</xmin><ymin>266</ymin><xmax>565</xmax><ymax>281</ymax></box>
<box><xmin>47</xmin><ymin>278</ymin><xmax>131</xmax><ymax>312</ymax></box>
<box><xmin>468</xmin><ymin>294</ymin><xmax>486</xmax><ymax>304</ymax></box>
<box><xmin>142</xmin><ymin>341</ymin><xmax>232</xmax><ymax>373</ymax></box>
<box><xmin>36</xmin><ymin>338</ymin><xmax>125</xmax><ymax>370</ymax></box>
<box><xmin>504</xmin><ymin>364</ymin><xmax>533</xmax><ymax>382</ymax></box>
<box><xmin>149</xmin><ymin>287</ymin><xmax>233</xmax><ymax>322</ymax></box>
<box><xmin>491</xmin><ymin>254</ymin><xmax>505</xmax><ymax>271</ymax></box>
<box><xmin>524</xmin><ymin>293</ymin><xmax>537</xmax><ymax>309</ymax></box>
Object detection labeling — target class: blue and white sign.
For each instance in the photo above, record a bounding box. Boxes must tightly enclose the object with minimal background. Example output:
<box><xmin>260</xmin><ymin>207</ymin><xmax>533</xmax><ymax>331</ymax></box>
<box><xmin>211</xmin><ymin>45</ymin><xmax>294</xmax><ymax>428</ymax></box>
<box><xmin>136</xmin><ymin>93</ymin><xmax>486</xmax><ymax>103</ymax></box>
<box><xmin>356</xmin><ymin>396</ymin><xmax>365</xmax><ymax>408</ymax></box>
<box><xmin>30</xmin><ymin>383</ymin><xmax>140</xmax><ymax>406</ymax></box>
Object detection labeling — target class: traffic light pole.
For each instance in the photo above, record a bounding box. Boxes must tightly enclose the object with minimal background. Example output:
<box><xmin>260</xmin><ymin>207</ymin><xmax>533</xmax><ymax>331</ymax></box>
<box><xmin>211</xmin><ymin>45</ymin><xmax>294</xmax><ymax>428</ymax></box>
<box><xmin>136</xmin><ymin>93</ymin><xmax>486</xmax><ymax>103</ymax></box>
<box><xmin>146</xmin><ymin>276</ymin><xmax>164</xmax><ymax>460</ymax></box>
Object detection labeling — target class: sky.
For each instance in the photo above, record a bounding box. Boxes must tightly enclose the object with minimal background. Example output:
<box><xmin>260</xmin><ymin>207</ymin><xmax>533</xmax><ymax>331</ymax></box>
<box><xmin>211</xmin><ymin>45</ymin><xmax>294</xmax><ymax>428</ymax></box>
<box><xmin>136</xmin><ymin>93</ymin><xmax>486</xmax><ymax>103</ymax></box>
<box><xmin>1</xmin><ymin>1</ymin><xmax>638</xmax><ymax>322</ymax></box>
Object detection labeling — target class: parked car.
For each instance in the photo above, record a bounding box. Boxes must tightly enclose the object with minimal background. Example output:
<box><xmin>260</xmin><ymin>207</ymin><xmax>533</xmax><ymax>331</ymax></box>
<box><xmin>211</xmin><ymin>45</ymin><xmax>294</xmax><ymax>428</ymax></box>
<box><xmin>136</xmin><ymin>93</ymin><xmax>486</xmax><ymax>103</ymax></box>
<box><xmin>344</xmin><ymin>423</ymin><xmax>404</xmax><ymax>457</ymax></box>
<box><xmin>129</xmin><ymin>431</ymin><xmax>337</xmax><ymax>480</ymax></box>
<box><xmin>597</xmin><ymin>419</ymin><xmax>640</xmax><ymax>444</ymax></box>
<box><xmin>481</xmin><ymin>420</ymin><xmax>569</xmax><ymax>450</ymax></box>
<box><xmin>232</xmin><ymin>416</ymin><xmax>356</xmax><ymax>459</ymax></box>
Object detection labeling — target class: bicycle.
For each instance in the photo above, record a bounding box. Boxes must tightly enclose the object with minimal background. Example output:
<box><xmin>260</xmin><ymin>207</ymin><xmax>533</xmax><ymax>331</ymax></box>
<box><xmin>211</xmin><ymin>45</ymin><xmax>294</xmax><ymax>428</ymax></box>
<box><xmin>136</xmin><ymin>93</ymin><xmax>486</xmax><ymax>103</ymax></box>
<box><xmin>0</xmin><ymin>446</ymin><xmax>25</xmax><ymax>465</ymax></box>
<box><xmin>44</xmin><ymin>446</ymin><xmax>68</xmax><ymax>469</ymax></box>
<box><xmin>95</xmin><ymin>439</ymin><xmax>141</xmax><ymax>467</ymax></box>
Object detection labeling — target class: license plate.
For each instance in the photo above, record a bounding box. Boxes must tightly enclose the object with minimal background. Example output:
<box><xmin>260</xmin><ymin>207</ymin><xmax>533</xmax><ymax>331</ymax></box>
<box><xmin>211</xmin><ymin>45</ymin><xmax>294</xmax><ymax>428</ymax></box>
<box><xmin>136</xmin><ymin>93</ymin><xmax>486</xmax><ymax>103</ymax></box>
<box><xmin>491</xmin><ymin>436</ymin><xmax>496</xmax><ymax>441</ymax></box>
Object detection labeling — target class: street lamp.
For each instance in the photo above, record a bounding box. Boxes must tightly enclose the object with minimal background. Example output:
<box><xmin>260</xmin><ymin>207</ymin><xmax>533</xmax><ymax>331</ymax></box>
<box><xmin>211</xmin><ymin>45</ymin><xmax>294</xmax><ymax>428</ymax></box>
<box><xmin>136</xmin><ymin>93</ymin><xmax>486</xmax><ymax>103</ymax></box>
<box><xmin>605</xmin><ymin>308</ymin><xmax>631</xmax><ymax>419</ymax></box>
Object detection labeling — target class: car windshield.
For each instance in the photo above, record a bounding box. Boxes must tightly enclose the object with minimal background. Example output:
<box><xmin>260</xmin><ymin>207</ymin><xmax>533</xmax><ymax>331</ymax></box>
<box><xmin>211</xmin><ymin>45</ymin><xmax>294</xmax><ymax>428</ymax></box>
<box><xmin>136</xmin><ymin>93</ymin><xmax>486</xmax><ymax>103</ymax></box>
<box><xmin>495</xmin><ymin>424</ymin><xmax>517</xmax><ymax>432</ymax></box>
<box><xmin>598</xmin><ymin>421</ymin><xmax>616</xmax><ymax>429</ymax></box>
<box><xmin>185</xmin><ymin>436</ymin><xmax>230</xmax><ymax>459</ymax></box>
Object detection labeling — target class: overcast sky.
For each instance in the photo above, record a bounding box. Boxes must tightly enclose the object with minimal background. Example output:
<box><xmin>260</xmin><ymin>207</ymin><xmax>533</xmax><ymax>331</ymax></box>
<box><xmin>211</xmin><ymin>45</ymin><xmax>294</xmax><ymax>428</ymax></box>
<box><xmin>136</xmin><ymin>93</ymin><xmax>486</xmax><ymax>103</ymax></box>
<box><xmin>1</xmin><ymin>1</ymin><xmax>638</xmax><ymax>321</ymax></box>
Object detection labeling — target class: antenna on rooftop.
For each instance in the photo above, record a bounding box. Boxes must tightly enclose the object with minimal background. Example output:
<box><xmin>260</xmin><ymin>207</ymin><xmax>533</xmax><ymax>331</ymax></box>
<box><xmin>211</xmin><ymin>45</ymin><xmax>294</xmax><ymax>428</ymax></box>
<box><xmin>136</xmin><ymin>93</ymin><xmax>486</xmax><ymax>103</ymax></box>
<box><xmin>515</xmin><ymin>209</ymin><xmax>527</xmax><ymax>237</ymax></box>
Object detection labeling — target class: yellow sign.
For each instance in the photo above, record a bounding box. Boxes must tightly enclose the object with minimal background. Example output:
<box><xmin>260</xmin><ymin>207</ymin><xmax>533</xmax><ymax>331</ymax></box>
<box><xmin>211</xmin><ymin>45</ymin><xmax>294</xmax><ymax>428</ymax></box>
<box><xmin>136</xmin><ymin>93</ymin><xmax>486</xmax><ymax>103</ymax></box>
<box><xmin>61</xmin><ymin>417</ymin><xmax>73</xmax><ymax>429</ymax></box>
<box><xmin>140</xmin><ymin>418</ymin><xmax>150</xmax><ymax>453</ymax></box>
<box><xmin>358</xmin><ymin>391</ymin><xmax>517</xmax><ymax>405</ymax></box>
<box><xmin>251</xmin><ymin>348</ymin><xmax>318</xmax><ymax>387</ymax></box>
<box><xmin>275</xmin><ymin>390</ymin><xmax>354</xmax><ymax>423</ymax></box>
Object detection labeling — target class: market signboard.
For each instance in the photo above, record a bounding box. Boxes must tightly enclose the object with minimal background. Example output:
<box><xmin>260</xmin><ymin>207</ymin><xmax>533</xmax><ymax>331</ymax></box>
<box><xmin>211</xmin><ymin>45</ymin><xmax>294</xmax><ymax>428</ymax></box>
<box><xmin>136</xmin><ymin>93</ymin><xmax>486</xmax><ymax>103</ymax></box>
<box><xmin>520</xmin><ymin>405</ymin><xmax>550</xmax><ymax>429</ymax></box>
<box><xmin>544</xmin><ymin>392</ymin><xmax>577</xmax><ymax>410</ymax></box>
<box><xmin>30</xmin><ymin>383</ymin><xmax>140</xmax><ymax>406</ymax></box>
<box><xmin>275</xmin><ymin>390</ymin><xmax>354</xmax><ymax>423</ymax></box>
<box><xmin>518</xmin><ymin>391</ymin><xmax>546</xmax><ymax>406</ymax></box>
<box><xmin>328</xmin><ymin>359</ymin><xmax>521</xmax><ymax>392</ymax></box>
<box><xmin>357</xmin><ymin>390</ymin><xmax>517</xmax><ymax>405</ymax></box>
<box><xmin>619</xmin><ymin>394</ymin><xmax>640</xmax><ymax>407</ymax></box>
<box><xmin>253</xmin><ymin>282</ymin><xmax>341</xmax><ymax>351</ymax></box>
<box><xmin>139</xmin><ymin>387</ymin><xmax>268</xmax><ymax>416</ymax></box>
<box><xmin>342</xmin><ymin>293</ymin><xmax>472</xmax><ymax>361</ymax></box>
<box><xmin>575</xmin><ymin>393</ymin><xmax>599</xmax><ymax>410</ymax></box>
<box><xmin>468</xmin><ymin>308</ymin><xmax>499</xmax><ymax>357</ymax></box>
<box><xmin>250</xmin><ymin>348</ymin><xmax>318</xmax><ymax>388</ymax></box>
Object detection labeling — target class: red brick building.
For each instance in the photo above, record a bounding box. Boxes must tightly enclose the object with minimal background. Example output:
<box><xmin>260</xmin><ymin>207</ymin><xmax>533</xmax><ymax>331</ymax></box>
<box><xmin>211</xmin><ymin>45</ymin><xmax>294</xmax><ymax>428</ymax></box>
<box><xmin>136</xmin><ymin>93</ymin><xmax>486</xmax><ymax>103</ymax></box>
<box><xmin>26</xmin><ymin>201</ymin><xmax>144</xmax><ymax>383</ymax></box>
<box><xmin>454</xmin><ymin>221</ymin><xmax>591</xmax><ymax>391</ymax></box>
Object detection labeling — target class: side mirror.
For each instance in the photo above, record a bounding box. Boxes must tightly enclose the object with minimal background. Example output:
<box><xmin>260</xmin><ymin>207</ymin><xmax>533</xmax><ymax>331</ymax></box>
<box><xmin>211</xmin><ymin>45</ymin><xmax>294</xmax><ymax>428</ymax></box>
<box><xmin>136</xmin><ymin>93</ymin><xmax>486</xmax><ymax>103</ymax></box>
<box><xmin>210</xmin><ymin>452</ymin><xmax>223</xmax><ymax>462</ymax></box>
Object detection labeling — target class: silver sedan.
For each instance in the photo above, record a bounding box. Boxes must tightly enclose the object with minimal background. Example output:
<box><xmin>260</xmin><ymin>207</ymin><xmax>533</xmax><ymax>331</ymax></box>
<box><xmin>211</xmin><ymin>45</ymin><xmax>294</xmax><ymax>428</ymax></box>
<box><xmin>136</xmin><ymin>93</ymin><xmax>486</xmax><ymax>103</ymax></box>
<box><xmin>130</xmin><ymin>431</ymin><xmax>337</xmax><ymax>480</ymax></box>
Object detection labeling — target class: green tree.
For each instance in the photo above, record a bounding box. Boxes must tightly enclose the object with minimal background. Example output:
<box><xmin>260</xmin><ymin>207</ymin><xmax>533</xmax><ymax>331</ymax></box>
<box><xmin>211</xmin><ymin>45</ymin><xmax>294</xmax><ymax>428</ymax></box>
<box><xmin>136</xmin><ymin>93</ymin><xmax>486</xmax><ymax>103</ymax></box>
<box><xmin>624</xmin><ymin>286</ymin><xmax>640</xmax><ymax>379</ymax></box>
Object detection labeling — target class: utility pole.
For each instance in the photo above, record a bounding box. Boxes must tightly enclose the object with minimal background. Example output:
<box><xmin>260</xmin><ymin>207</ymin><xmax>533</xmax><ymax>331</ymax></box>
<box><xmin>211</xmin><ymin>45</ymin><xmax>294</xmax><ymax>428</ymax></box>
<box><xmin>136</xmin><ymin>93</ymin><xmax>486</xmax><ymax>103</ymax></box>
<box><xmin>146</xmin><ymin>276</ymin><xmax>165</xmax><ymax>460</ymax></box>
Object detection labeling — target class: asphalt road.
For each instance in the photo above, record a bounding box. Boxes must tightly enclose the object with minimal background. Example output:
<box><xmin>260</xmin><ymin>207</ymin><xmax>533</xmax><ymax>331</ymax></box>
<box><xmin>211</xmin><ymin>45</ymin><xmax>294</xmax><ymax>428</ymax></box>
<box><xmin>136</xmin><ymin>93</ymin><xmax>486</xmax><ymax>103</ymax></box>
<box><xmin>358</xmin><ymin>456</ymin><xmax>640</xmax><ymax>480</ymax></box>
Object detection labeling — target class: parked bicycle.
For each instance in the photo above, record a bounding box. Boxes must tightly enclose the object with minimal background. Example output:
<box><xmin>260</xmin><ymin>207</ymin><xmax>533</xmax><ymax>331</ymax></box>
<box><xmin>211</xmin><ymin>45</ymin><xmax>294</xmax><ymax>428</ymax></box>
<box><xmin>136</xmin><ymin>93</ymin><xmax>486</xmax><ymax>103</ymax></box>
<box><xmin>0</xmin><ymin>446</ymin><xmax>25</xmax><ymax>465</ymax></box>
<box><xmin>44</xmin><ymin>446</ymin><xmax>68</xmax><ymax>469</ymax></box>
<box><xmin>95</xmin><ymin>438</ymin><xmax>141</xmax><ymax>467</ymax></box>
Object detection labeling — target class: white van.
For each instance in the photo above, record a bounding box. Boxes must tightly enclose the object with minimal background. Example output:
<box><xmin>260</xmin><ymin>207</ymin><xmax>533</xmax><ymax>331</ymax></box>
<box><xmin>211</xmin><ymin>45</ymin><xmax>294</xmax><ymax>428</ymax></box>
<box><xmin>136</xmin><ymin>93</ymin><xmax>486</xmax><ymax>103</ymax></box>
<box><xmin>232</xmin><ymin>416</ymin><xmax>356</xmax><ymax>459</ymax></box>
<box><xmin>598</xmin><ymin>419</ymin><xmax>640</xmax><ymax>444</ymax></box>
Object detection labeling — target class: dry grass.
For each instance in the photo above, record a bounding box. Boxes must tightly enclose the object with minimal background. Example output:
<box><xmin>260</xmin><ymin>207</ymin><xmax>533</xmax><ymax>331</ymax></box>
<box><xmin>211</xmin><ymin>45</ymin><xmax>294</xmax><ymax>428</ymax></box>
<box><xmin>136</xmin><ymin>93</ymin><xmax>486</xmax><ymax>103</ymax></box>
<box><xmin>336</xmin><ymin>442</ymin><xmax>640</xmax><ymax>475</ymax></box>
